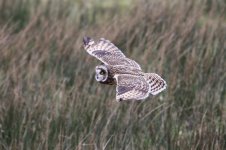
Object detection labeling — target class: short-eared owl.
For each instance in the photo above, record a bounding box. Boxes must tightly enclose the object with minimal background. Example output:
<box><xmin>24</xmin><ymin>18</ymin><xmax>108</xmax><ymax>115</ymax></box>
<box><xmin>83</xmin><ymin>36</ymin><xmax>167</xmax><ymax>101</ymax></box>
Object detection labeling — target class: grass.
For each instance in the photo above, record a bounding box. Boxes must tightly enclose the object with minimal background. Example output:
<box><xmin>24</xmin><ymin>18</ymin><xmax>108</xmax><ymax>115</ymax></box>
<box><xmin>0</xmin><ymin>0</ymin><xmax>225</xmax><ymax>149</ymax></box>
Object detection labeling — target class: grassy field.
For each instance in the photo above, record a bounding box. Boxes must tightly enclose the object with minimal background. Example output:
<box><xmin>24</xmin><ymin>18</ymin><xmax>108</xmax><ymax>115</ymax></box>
<box><xmin>0</xmin><ymin>0</ymin><xmax>225</xmax><ymax>149</ymax></box>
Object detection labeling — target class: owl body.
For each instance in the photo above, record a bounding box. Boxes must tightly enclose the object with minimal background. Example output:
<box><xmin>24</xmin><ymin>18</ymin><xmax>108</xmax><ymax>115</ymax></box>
<box><xmin>83</xmin><ymin>37</ymin><xmax>167</xmax><ymax>101</ymax></box>
<box><xmin>96</xmin><ymin>64</ymin><xmax>144</xmax><ymax>85</ymax></box>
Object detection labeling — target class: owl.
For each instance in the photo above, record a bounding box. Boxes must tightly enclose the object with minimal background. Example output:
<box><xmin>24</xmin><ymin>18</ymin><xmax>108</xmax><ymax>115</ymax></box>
<box><xmin>83</xmin><ymin>36</ymin><xmax>167</xmax><ymax>101</ymax></box>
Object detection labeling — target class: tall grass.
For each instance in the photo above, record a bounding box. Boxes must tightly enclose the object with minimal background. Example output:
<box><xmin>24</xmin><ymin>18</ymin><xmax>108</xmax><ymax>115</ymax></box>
<box><xmin>0</xmin><ymin>0</ymin><xmax>225</xmax><ymax>149</ymax></box>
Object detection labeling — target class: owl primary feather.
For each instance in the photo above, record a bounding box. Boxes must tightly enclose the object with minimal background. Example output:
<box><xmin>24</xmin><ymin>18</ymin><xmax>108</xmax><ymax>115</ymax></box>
<box><xmin>83</xmin><ymin>36</ymin><xmax>167</xmax><ymax>101</ymax></box>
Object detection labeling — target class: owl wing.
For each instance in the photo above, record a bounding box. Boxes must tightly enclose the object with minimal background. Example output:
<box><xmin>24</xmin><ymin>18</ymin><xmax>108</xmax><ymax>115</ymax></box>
<box><xmin>83</xmin><ymin>37</ymin><xmax>141</xmax><ymax>70</ymax></box>
<box><xmin>114</xmin><ymin>74</ymin><xmax>149</xmax><ymax>101</ymax></box>
<box><xmin>144</xmin><ymin>73</ymin><xmax>167</xmax><ymax>95</ymax></box>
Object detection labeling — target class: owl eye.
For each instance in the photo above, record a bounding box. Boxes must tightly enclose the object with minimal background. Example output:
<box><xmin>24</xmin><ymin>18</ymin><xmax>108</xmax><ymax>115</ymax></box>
<box><xmin>100</xmin><ymin>70</ymin><xmax>105</xmax><ymax>75</ymax></box>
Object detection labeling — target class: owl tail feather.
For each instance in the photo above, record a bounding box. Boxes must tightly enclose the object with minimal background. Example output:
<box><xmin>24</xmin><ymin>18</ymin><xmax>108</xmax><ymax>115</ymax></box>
<box><xmin>144</xmin><ymin>73</ymin><xmax>167</xmax><ymax>95</ymax></box>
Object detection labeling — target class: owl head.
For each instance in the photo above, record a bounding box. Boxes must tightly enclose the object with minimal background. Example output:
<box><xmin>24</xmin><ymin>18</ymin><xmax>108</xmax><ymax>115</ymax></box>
<box><xmin>83</xmin><ymin>36</ymin><xmax>94</xmax><ymax>49</ymax></box>
<box><xmin>95</xmin><ymin>65</ymin><xmax>108</xmax><ymax>82</ymax></box>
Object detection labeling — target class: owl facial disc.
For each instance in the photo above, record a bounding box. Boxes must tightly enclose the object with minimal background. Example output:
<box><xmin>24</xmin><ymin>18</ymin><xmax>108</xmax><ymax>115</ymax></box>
<box><xmin>95</xmin><ymin>65</ymin><xmax>108</xmax><ymax>82</ymax></box>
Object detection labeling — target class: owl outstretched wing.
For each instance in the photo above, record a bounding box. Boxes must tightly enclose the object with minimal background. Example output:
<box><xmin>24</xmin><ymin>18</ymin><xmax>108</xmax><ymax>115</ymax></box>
<box><xmin>144</xmin><ymin>73</ymin><xmax>167</xmax><ymax>95</ymax></box>
<box><xmin>83</xmin><ymin>37</ymin><xmax>141</xmax><ymax>70</ymax></box>
<box><xmin>114</xmin><ymin>74</ymin><xmax>149</xmax><ymax>101</ymax></box>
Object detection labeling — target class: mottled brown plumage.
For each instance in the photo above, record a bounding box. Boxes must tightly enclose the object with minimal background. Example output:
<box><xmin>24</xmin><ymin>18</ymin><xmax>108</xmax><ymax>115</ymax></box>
<box><xmin>83</xmin><ymin>37</ymin><xmax>167</xmax><ymax>101</ymax></box>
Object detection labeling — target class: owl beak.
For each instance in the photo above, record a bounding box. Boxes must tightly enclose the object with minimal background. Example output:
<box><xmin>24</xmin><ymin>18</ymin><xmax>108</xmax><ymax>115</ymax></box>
<box><xmin>83</xmin><ymin>36</ymin><xmax>91</xmax><ymax>46</ymax></box>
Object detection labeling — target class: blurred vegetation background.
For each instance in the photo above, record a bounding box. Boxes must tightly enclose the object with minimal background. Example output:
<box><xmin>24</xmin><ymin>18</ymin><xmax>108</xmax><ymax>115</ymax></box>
<box><xmin>0</xmin><ymin>0</ymin><xmax>225</xmax><ymax>149</ymax></box>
